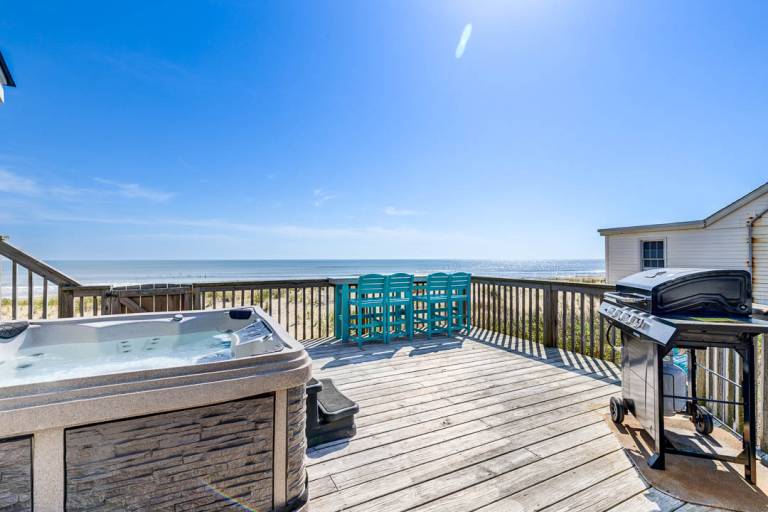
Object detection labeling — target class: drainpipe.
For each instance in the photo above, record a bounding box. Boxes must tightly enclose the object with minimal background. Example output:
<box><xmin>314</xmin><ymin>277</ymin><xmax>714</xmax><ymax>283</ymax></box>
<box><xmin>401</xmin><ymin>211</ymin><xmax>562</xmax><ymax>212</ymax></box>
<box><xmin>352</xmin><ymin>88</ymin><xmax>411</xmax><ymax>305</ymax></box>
<box><xmin>748</xmin><ymin>207</ymin><xmax>768</xmax><ymax>275</ymax></box>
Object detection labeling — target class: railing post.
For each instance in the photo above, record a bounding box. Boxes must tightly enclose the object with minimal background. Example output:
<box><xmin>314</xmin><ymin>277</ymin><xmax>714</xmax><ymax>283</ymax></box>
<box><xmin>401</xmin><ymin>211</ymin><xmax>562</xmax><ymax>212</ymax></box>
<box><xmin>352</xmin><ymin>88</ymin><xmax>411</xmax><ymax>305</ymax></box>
<box><xmin>58</xmin><ymin>288</ymin><xmax>75</xmax><ymax>318</ymax></box>
<box><xmin>542</xmin><ymin>283</ymin><xmax>556</xmax><ymax>347</ymax></box>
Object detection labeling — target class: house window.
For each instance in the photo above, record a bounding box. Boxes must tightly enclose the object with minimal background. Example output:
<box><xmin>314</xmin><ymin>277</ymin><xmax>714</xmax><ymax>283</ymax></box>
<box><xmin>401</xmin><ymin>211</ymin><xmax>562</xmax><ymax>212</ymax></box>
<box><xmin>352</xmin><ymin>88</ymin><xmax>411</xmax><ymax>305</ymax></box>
<box><xmin>642</xmin><ymin>240</ymin><xmax>665</xmax><ymax>269</ymax></box>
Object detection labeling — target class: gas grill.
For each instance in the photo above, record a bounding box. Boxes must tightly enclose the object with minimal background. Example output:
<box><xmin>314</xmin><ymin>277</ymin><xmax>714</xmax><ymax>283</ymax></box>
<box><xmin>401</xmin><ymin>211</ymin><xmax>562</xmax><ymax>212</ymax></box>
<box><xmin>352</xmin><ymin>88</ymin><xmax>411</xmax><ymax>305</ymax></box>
<box><xmin>600</xmin><ymin>268</ymin><xmax>768</xmax><ymax>484</ymax></box>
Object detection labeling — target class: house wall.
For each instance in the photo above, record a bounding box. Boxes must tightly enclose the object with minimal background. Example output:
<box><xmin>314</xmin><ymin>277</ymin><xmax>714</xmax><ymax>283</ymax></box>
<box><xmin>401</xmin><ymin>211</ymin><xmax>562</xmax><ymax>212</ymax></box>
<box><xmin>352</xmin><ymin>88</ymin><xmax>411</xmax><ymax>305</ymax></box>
<box><xmin>604</xmin><ymin>189</ymin><xmax>768</xmax><ymax>301</ymax></box>
<box><xmin>605</xmin><ymin>226</ymin><xmax>749</xmax><ymax>284</ymax></box>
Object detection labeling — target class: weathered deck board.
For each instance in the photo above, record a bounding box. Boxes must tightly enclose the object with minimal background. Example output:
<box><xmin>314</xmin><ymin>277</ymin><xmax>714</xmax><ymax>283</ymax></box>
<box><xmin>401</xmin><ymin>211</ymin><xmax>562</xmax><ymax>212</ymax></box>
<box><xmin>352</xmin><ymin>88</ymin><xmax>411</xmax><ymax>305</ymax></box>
<box><xmin>304</xmin><ymin>332</ymin><xmax>690</xmax><ymax>512</ymax></box>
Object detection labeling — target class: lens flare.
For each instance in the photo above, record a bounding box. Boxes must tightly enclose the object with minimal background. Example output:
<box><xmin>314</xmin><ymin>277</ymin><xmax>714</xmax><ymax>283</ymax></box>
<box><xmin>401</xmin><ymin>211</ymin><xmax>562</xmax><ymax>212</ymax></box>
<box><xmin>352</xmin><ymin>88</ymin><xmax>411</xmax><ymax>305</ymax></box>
<box><xmin>455</xmin><ymin>23</ymin><xmax>473</xmax><ymax>59</ymax></box>
<box><xmin>203</xmin><ymin>480</ymin><xmax>261</xmax><ymax>511</ymax></box>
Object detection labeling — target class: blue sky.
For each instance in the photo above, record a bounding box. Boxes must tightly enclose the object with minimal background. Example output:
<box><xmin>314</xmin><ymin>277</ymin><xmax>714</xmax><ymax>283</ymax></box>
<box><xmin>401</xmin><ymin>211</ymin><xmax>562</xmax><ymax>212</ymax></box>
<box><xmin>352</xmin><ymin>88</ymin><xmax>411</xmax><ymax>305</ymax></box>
<box><xmin>0</xmin><ymin>1</ymin><xmax>766</xmax><ymax>260</ymax></box>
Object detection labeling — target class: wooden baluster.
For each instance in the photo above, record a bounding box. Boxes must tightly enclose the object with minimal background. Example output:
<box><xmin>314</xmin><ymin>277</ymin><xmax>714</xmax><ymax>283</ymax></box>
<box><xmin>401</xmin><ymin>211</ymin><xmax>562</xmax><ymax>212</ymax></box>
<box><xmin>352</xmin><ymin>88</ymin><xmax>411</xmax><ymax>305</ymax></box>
<box><xmin>309</xmin><ymin>287</ymin><xmax>314</xmax><ymax>339</ymax></box>
<box><xmin>598</xmin><ymin>303</ymin><xmax>605</xmax><ymax>360</ymax></box>
<box><xmin>11</xmin><ymin>261</ymin><xmax>17</xmax><ymax>320</ymax></box>
<box><xmin>301</xmin><ymin>287</ymin><xmax>306</xmax><ymax>340</ymax></box>
<box><xmin>284</xmin><ymin>288</ymin><xmax>289</xmax><ymax>333</ymax></box>
<box><xmin>481</xmin><ymin>283</ymin><xmax>487</xmax><ymax>330</ymax></box>
<box><xmin>27</xmin><ymin>268</ymin><xmax>33</xmax><ymax>319</ymax></box>
<box><xmin>560</xmin><ymin>291</ymin><xmax>567</xmax><ymax>350</ymax></box>
<box><xmin>527</xmin><ymin>288</ymin><xmax>533</xmax><ymax>341</ymax></box>
<box><xmin>515</xmin><ymin>286</ymin><xmax>521</xmax><ymax>340</ymax></box>
<box><xmin>535</xmin><ymin>287</ymin><xmax>540</xmax><ymax>343</ymax></box>
<box><xmin>589</xmin><ymin>294</ymin><xmax>595</xmax><ymax>357</ymax></box>
<box><xmin>520</xmin><ymin>287</ymin><xmax>526</xmax><ymax>341</ymax></box>
<box><xmin>568</xmin><ymin>292</ymin><xmax>576</xmax><ymax>352</ymax></box>
<box><xmin>42</xmin><ymin>278</ymin><xmax>48</xmax><ymax>319</ymax></box>
<box><xmin>579</xmin><ymin>292</ymin><xmax>585</xmax><ymax>354</ymax></box>
<box><xmin>502</xmin><ymin>285</ymin><xmax>508</xmax><ymax>342</ymax></box>
<box><xmin>325</xmin><ymin>286</ymin><xmax>336</xmax><ymax>338</ymax></box>
<box><xmin>294</xmin><ymin>288</ymin><xmax>299</xmax><ymax>339</ymax></box>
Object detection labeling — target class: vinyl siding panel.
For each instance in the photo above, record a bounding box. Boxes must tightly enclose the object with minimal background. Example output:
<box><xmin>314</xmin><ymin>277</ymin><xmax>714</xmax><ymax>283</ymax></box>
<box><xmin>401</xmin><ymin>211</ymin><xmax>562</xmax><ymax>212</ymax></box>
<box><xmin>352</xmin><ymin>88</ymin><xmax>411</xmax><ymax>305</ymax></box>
<box><xmin>605</xmin><ymin>225</ymin><xmax>748</xmax><ymax>284</ymax></box>
<box><xmin>708</xmin><ymin>191</ymin><xmax>768</xmax><ymax>229</ymax></box>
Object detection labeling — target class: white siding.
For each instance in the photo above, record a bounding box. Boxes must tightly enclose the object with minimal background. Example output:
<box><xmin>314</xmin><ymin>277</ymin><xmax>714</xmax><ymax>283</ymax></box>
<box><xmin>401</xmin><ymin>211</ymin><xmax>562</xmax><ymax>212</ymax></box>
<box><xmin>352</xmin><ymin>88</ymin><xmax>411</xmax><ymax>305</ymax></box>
<box><xmin>604</xmin><ymin>189</ymin><xmax>768</xmax><ymax>284</ymax></box>
<box><xmin>753</xmin><ymin>216</ymin><xmax>768</xmax><ymax>304</ymax></box>
<box><xmin>605</xmin><ymin>225</ymin><xmax>749</xmax><ymax>284</ymax></box>
<box><xmin>708</xmin><ymin>192</ymin><xmax>768</xmax><ymax>229</ymax></box>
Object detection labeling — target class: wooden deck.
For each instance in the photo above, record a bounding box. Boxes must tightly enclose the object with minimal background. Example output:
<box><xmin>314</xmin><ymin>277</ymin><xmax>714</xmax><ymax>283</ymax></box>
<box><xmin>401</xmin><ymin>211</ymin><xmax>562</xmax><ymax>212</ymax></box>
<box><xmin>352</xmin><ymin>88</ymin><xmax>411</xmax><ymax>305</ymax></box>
<box><xmin>303</xmin><ymin>329</ymin><xmax>726</xmax><ymax>512</ymax></box>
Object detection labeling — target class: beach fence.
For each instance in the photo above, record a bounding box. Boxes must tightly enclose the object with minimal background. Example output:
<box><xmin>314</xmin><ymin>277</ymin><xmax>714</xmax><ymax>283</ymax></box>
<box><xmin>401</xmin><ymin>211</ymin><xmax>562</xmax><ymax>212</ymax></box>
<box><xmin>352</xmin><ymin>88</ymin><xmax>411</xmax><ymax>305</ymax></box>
<box><xmin>1</xmin><ymin>237</ymin><xmax>767</xmax><ymax>451</ymax></box>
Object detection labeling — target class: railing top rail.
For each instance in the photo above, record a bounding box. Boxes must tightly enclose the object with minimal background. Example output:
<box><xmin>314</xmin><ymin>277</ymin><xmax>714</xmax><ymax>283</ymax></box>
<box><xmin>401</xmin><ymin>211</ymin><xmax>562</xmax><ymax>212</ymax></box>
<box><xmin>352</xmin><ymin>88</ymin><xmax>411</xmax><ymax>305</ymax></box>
<box><xmin>470</xmin><ymin>275</ymin><xmax>614</xmax><ymax>291</ymax></box>
<box><xmin>0</xmin><ymin>238</ymin><xmax>81</xmax><ymax>286</ymax></box>
<box><xmin>62</xmin><ymin>278</ymin><xmax>333</xmax><ymax>294</ymax></box>
<box><xmin>193</xmin><ymin>278</ymin><xmax>332</xmax><ymax>290</ymax></box>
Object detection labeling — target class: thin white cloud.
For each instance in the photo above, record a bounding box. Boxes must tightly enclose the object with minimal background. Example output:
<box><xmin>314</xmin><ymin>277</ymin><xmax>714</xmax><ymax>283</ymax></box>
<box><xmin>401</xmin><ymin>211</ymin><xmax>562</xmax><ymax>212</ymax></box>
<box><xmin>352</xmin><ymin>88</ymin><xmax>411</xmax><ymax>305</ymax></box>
<box><xmin>384</xmin><ymin>206</ymin><xmax>421</xmax><ymax>217</ymax></box>
<box><xmin>312</xmin><ymin>188</ymin><xmax>335</xmax><ymax>207</ymax></box>
<box><xmin>94</xmin><ymin>178</ymin><xmax>174</xmax><ymax>202</ymax></box>
<box><xmin>0</xmin><ymin>169</ymin><xmax>40</xmax><ymax>195</ymax></box>
<box><xmin>455</xmin><ymin>24</ymin><xmax>473</xmax><ymax>59</ymax></box>
<box><xmin>18</xmin><ymin>212</ymin><xmax>486</xmax><ymax>245</ymax></box>
<box><xmin>0</xmin><ymin>170</ymin><xmax>174</xmax><ymax>203</ymax></box>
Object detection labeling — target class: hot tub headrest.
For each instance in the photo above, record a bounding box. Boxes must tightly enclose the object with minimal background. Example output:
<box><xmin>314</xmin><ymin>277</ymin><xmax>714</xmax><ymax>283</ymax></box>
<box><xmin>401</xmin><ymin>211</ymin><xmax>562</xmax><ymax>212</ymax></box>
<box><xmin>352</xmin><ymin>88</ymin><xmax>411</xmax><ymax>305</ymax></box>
<box><xmin>0</xmin><ymin>320</ymin><xmax>29</xmax><ymax>340</ymax></box>
<box><xmin>229</xmin><ymin>308</ymin><xmax>253</xmax><ymax>320</ymax></box>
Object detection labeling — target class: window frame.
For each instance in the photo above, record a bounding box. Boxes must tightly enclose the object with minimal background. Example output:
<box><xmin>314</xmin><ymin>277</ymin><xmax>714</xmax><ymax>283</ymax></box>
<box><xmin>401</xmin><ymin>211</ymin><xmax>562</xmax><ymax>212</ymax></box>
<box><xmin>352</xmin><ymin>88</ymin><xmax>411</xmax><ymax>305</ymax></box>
<box><xmin>640</xmin><ymin>239</ymin><xmax>666</xmax><ymax>270</ymax></box>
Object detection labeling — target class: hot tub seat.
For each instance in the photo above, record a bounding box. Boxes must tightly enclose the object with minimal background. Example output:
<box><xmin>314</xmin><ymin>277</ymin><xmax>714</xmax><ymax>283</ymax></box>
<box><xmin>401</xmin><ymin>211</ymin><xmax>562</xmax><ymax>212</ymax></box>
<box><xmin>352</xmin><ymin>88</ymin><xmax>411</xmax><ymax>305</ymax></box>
<box><xmin>306</xmin><ymin>378</ymin><xmax>359</xmax><ymax>447</ymax></box>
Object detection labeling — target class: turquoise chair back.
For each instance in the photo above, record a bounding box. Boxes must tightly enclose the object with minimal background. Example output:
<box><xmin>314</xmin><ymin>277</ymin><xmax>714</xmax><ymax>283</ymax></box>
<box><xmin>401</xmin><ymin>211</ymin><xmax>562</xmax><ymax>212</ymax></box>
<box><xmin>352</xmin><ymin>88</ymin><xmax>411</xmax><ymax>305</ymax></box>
<box><xmin>449</xmin><ymin>272</ymin><xmax>471</xmax><ymax>295</ymax></box>
<box><xmin>387</xmin><ymin>273</ymin><xmax>414</xmax><ymax>300</ymax></box>
<box><xmin>426</xmin><ymin>272</ymin><xmax>450</xmax><ymax>293</ymax></box>
<box><xmin>356</xmin><ymin>274</ymin><xmax>387</xmax><ymax>299</ymax></box>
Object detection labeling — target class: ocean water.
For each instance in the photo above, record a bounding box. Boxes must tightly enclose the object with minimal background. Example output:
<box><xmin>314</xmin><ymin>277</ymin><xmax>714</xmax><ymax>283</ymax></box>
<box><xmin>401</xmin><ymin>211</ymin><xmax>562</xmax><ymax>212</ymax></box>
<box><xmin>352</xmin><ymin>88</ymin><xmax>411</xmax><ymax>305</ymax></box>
<box><xmin>0</xmin><ymin>259</ymin><xmax>604</xmax><ymax>294</ymax></box>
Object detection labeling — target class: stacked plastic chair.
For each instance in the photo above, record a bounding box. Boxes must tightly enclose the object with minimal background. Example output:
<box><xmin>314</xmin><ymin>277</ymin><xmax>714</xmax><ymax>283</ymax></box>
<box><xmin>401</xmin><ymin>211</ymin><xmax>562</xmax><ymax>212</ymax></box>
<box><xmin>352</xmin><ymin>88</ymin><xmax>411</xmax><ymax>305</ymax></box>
<box><xmin>350</xmin><ymin>274</ymin><xmax>387</xmax><ymax>348</ymax></box>
<box><xmin>448</xmin><ymin>272</ymin><xmax>471</xmax><ymax>333</ymax></box>
<box><xmin>419</xmin><ymin>272</ymin><xmax>452</xmax><ymax>338</ymax></box>
<box><xmin>385</xmin><ymin>273</ymin><xmax>414</xmax><ymax>342</ymax></box>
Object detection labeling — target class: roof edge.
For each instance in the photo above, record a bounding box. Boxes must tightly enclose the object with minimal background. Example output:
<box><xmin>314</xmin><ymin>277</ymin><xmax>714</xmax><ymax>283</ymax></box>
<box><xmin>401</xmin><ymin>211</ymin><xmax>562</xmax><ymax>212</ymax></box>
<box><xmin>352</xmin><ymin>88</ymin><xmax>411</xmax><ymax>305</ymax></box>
<box><xmin>598</xmin><ymin>220</ymin><xmax>705</xmax><ymax>236</ymax></box>
<box><xmin>705</xmin><ymin>182</ymin><xmax>768</xmax><ymax>224</ymax></box>
<box><xmin>599</xmin><ymin>181</ymin><xmax>768</xmax><ymax>236</ymax></box>
<box><xmin>0</xmin><ymin>51</ymin><xmax>16</xmax><ymax>87</ymax></box>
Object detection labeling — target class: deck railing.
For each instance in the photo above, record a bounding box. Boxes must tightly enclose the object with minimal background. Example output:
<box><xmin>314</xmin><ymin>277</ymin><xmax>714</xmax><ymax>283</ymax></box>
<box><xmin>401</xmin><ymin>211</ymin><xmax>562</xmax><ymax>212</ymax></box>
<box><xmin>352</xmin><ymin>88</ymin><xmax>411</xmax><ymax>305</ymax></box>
<box><xmin>470</xmin><ymin>277</ymin><xmax>619</xmax><ymax>360</ymax></box>
<box><xmin>58</xmin><ymin>279</ymin><xmax>336</xmax><ymax>342</ymax></box>
<box><xmin>0</xmin><ymin>237</ymin><xmax>765</xmax><ymax>451</ymax></box>
<box><xmin>0</xmin><ymin>237</ymin><xmax>81</xmax><ymax>321</ymax></box>
<box><xmin>471</xmin><ymin>275</ymin><xmax>767</xmax><ymax>453</ymax></box>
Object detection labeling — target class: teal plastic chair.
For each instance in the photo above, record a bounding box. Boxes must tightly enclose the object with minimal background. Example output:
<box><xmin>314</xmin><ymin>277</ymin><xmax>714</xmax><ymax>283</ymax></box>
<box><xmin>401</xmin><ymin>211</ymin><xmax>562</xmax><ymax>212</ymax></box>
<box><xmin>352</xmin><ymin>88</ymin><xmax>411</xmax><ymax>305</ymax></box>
<box><xmin>350</xmin><ymin>274</ymin><xmax>387</xmax><ymax>348</ymax></box>
<box><xmin>386</xmin><ymin>273</ymin><xmax>414</xmax><ymax>342</ymax></box>
<box><xmin>448</xmin><ymin>272</ymin><xmax>471</xmax><ymax>333</ymax></box>
<box><xmin>420</xmin><ymin>272</ymin><xmax>451</xmax><ymax>338</ymax></box>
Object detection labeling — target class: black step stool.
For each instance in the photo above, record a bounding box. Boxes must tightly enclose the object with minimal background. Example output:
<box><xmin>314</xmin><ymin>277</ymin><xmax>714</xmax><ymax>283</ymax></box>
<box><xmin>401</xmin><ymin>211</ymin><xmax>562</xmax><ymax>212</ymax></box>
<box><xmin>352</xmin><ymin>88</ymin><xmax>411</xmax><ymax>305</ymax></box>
<box><xmin>306</xmin><ymin>378</ymin><xmax>359</xmax><ymax>448</ymax></box>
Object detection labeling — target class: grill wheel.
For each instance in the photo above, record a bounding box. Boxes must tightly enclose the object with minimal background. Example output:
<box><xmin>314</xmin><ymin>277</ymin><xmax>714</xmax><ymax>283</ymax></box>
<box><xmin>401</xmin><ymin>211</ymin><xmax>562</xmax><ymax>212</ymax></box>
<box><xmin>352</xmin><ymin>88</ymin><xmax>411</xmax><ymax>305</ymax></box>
<box><xmin>695</xmin><ymin>412</ymin><xmax>714</xmax><ymax>436</ymax></box>
<box><xmin>610</xmin><ymin>397</ymin><xmax>625</xmax><ymax>424</ymax></box>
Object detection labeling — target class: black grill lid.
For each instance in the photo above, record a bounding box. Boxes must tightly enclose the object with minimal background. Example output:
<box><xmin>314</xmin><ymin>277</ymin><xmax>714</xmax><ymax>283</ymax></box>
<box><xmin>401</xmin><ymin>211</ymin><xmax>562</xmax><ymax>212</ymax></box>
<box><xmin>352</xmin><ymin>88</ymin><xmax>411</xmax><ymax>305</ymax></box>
<box><xmin>612</xmin><ymin>268</ymin><xmax>752</xmax><ymax>317</ymax></box>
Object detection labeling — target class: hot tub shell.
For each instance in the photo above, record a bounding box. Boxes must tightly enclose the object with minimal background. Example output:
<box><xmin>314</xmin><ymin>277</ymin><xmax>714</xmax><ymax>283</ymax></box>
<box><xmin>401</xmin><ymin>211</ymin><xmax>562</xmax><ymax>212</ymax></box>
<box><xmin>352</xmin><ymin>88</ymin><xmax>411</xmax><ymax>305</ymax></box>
<box><xmin>0</xmin><ymin>307</ymin><xmax>311</xmax><ymax>511</ymax></box>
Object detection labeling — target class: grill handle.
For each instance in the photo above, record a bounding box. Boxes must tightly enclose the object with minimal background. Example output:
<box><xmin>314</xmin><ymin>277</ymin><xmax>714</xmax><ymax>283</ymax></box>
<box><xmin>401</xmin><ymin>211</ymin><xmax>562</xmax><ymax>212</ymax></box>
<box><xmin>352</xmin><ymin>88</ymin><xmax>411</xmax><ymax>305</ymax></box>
<box><xmin>604</xmin><ymin>291</ymin><xmax>647</xmax><ymax>305</ymax></box>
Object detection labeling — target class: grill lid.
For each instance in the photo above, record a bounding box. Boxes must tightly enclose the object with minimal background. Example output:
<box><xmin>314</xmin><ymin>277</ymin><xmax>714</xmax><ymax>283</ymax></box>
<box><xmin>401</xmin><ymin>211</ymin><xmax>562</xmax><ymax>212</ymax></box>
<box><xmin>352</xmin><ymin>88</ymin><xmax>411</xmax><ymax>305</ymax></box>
<box><xmin>611</xmin><ymin>268</ymin><xmax>751</xmax><ymax>317</ymax></box>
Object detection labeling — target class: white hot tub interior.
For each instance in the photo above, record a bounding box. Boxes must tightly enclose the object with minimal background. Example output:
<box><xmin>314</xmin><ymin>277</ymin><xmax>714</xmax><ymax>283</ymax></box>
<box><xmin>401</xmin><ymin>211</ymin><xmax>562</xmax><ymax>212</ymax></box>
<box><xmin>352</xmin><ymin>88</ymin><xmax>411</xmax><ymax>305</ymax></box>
<box><xmin>0</xmin><ymin>307</ymin><xmax>284</xmax><ymax>387</ymax></box>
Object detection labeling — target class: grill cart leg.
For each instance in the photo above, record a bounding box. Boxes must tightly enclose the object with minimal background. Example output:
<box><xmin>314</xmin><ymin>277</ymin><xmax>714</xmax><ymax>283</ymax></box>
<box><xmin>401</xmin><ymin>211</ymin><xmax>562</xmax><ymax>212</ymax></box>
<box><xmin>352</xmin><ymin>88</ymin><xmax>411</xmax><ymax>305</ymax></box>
<box><xmin>649</xmin><ymin>344</ymin><xmax>666</xmax><ymax>470</ymax></box>
<box><xmin>741</xmin><ymin>339</ymin><xmax>757</xmax><ymax>485</ymax></box>
<box><xmin>688</xmin><ymin>349</ymin><xmax>697</xmax><ymax>413</ymax></box>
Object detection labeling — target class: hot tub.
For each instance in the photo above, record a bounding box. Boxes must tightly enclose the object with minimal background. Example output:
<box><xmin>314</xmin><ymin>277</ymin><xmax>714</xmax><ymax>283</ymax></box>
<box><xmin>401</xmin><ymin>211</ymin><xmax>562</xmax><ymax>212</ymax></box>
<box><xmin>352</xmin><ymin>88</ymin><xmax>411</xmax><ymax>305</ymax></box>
<box><xmin>0</xmin><ymin>307</ymin><xmax>311</xmax><ymax>512</ymax></box>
